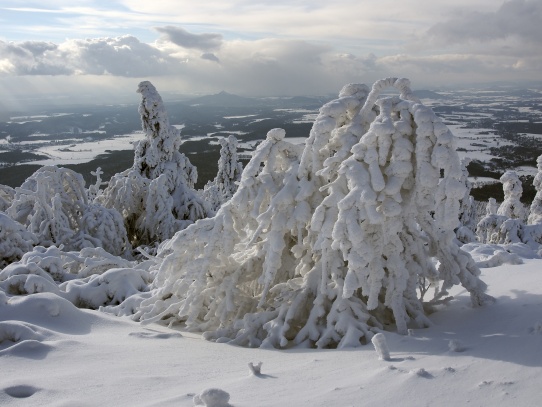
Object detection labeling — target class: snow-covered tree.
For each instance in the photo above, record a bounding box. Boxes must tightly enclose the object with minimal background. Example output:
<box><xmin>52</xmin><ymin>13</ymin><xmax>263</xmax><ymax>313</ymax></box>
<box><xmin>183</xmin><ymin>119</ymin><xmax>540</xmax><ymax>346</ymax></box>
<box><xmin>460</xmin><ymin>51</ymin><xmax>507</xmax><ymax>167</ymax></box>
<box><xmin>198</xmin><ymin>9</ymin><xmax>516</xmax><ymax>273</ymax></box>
<box><xmin>497</xmin><ymin>171</ymin><xmax>525</xmax><ymax>220</ymax></box>
<box><xmin>476</xmin><ymin>173</ymin><xmax>540</xmax><ymax>247</ymax></box>
<box><xmin>98</xmin><ymin>81</ymin><xmax>211</xmax><ymax>247</ymax></box>
<box><xmin>87</xmin><ymin>167</ymin><xmax>105</xmax><ymax>201</ymax></box>
<box><xmin>202</xmin><ymin>135</ymin><xmax>243</xmax><ymax>211</ymax></box>
<box><xmin>456</xmin><ymin>158</ymin><xmax>477</xmax><ymax>243</ymax></box>
<box><xmin>528</xmin><ymin>155</ymin><xmax>542</xmax><ymax>225</ymax></box>
<box><xmin>133</xmin><ymin>78</ymin><xmax>493</xmax><ymax>349</ymax></box>
<box><xmin>476</xmin><ymin>198</ymin><xmax>507</xmax><ymax>243</ymax></box>
<box><xmin>487</xmin><ymin>198</ymin><xmax>499</xmax><ymax>216</ymax></box>
<box><xmin>6</xmin><ymin>166</ymin><xmax>129</xmax><ymax>256</ymax></box>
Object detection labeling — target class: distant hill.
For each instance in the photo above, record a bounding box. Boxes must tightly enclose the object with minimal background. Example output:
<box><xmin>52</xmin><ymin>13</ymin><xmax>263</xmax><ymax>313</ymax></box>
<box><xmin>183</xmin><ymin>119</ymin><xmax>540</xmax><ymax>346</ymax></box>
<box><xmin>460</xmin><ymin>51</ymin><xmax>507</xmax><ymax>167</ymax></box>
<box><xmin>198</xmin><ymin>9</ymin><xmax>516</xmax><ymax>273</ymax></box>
<box><xmin>187</xmin><ymin>91</ymin><xmax>258</xmax><ymax>107</ymax></box>
<box><xmin>186</xmin><ymin>92</ymin><xmax>331</xmax><ymax>109</ymax></box>
<box><xmin>412</xmin><ymin>90</ymin><xmax>450</xmax><ymax>100</ymax></box>
<box><xmin>274</xmin><ymin>96</ymin><xmax>330</xmax><ymax>109</ymax></box>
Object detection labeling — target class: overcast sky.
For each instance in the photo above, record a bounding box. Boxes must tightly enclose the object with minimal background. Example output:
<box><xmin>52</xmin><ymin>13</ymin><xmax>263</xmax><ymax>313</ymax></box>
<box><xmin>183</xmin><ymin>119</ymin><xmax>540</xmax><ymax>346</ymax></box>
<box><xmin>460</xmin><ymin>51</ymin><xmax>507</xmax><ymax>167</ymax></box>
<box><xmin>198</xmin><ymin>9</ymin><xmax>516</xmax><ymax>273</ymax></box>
<box><xmin>1</xmin><ymin>0</ymin><xmax>541</xmax><ymax>109</ymax></box>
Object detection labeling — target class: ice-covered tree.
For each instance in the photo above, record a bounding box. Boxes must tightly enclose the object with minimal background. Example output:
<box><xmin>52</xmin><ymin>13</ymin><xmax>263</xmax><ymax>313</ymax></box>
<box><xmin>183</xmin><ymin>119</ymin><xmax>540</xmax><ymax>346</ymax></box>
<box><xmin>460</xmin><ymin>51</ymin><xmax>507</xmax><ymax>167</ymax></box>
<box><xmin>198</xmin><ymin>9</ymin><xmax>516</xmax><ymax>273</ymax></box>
<box><xmin>6</xmin><ymin>166</ymin><xmax>129</xmax><ymax>256</ymax></box>
<box><xmin>476</xmin><ymin>172</ymin><xmax>538</xmax><ymax>247</ymax></box>
<box><xmin>528</xmin><ymin>155</ymin><xmax>542</xmax><ymax>225</ymax></box>
<box><xmin>133</xmin><ymin>78</ymin><xmax>493</xmax><ymax>349</ymax></box>
<box><xmin>202</xmin><ymin>135</ymin><xmax>243</xmax><ymax>211</ymax></box>
<box><xmin>456</xmin><ymin>158</ymin><xmax>477</xmax><ymax>243</ymax></box>
<box><xmin>497</xmin><ymin>171</ymin><xmax>525</xmax><ymax>220</ymax></box>
<box><xmin>87</xmin><ymin>167</ymin><xmax>105</xmax><ymax>201</ymax></box>
<box><xmin>476</xmin><ymin>198</ymin><xmax>506</xmax><ymax>243</ymax></box>
<box><xmin>98</xmin><ymin>81</ymin><xmax>211</xmax><ymax>247</ymax></box>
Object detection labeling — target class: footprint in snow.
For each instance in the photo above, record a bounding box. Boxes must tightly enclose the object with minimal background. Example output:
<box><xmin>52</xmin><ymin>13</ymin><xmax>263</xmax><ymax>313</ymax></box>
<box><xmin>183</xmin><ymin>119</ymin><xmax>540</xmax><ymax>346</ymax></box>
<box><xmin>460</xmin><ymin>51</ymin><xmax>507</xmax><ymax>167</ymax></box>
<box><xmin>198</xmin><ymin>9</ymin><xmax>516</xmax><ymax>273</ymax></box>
<box><xmin>3</xmin><ymin>385</ymin><xmax>40</xmax><ymax>399</ymax></box>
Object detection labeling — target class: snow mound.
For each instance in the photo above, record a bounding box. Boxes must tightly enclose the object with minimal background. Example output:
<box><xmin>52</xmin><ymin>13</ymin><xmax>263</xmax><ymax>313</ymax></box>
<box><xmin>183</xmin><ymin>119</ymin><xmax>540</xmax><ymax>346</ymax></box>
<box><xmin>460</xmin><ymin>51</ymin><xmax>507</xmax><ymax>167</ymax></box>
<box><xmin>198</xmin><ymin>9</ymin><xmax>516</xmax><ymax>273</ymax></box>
<box><xmin>193</xmin><ymin>388</ymin><xmax>231</xmax><ymax>407</ymax></box>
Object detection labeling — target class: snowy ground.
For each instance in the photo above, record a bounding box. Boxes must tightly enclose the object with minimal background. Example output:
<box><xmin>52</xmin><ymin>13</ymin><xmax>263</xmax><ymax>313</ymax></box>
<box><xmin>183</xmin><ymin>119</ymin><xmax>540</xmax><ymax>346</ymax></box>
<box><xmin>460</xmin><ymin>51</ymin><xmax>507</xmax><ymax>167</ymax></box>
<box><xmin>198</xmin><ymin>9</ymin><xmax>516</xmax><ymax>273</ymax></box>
<box><xmin>1</xmin><ymin>246</ymin><xmax>541</xmax><ymax>407</ymax></box>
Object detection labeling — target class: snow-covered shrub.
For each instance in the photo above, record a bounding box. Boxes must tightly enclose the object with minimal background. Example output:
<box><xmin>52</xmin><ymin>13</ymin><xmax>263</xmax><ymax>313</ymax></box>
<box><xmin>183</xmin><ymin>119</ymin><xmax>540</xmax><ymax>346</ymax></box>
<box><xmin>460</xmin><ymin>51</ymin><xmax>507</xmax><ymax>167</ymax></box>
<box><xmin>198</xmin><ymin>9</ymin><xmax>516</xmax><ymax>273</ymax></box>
<box><xmin>0</xmin><ymin>245</ymin><xmax>151</xmax><ymax>309</ymax></box>
<box><xmin>461</xmin><ymin>243</ymin><xmax>524</xmax><ymax>268</ymax></box>
<box><xmin>0</xmin><ymin>184</ymin><xmax>15</xmax><ymax>212</ymax></box>
<box><xmin>134</xmin><ymin>78</ymin><xmax>493</xmax><ymax>349</ymax></box>
<box><xmin>201</xmin><ymin>135</ymin><xmax>243</xmax><ymax>211</ymax></box>
<box><xmin>528</xmin><ymin>155</ymin><xmax>542</xmax><ymax>225</ymax></box>
<box><xmin>5</xmin><ymin>166</ymin><xmax>129</xmax><ymax>256</ymax></box>
<box><xmin>0</xmin><ymin>212</ymin><xmax>37</xmax><ymax>269</ymax></box>
<box><xmin>8</xmin><ymin>166</ymin><xmax>88</xmax><ymax>247</ymax></box>
<box><xmin>98</xmin><ymin>81</ymin><xmax>211</xmax><ymax>247</ymax></box>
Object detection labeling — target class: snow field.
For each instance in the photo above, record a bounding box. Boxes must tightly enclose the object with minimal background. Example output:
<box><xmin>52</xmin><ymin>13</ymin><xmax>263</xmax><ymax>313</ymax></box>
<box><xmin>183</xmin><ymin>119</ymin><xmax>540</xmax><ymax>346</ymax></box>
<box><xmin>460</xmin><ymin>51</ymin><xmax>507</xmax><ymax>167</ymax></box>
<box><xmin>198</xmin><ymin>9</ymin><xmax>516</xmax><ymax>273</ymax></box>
<box><xmin>1</xmin><ymin>257</ymin><xmax>541</xmax><ymax>406</ymax></box>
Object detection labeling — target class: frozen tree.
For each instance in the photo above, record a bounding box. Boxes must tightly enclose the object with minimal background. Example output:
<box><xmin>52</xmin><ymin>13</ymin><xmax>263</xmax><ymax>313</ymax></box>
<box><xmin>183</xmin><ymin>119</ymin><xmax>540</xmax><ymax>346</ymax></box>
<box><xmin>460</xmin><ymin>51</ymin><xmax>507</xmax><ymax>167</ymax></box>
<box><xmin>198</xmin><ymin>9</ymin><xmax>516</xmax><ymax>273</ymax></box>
<box><xmin>0</xmin><ymin>213</ymin><xmax>37</xmax><ymax>268</ymax></box>
<box><xmin>99</xmin><ymin>81</ymin><xmax>211</xmax><ymax>247</ymax></box>
<box><xmin>134</xmin><ymin>78</ymin><xmax>492</xmax><ymax>349</ymax></box>
<box><xmin>6</xmin><ymin>166</ymin><xmax>129</xmax><ymax>256</ymax></box>
<box><xmin>456</xmin><ymin>158</ymin><xmax>477</xmax><ymax>243</ymax></box>
<box><xmin>497</xmin><ymin>171</ymin><xmax>525</xmax><ymax>220</ymax></box>
<box><xmin>487</xmin><ymin>198</ymin><xmax>499</xmax><ymax>216</ymax></box>
<box><xmin>476</xmin><ymin>198</ymin><xmax>507</xmax><ymax>244</ymax></box>
<box><xmin>476</xmin><ymin>173</ymin><xmax>538</xmax><ymax>247</ymax></box>
<box><xmin>87</xmin><ymin>167</ymin><xmax>105</xmax><ymax>201</ymax></box>
<box><xmin>202</xmin><ymin>135</ymin><xmax>243</xmax><ymax>211</ymax></box>
<box><xmin>528</xmin><ymin>155</ymin><xmax>542</xmax><ymax>225</ymax></box>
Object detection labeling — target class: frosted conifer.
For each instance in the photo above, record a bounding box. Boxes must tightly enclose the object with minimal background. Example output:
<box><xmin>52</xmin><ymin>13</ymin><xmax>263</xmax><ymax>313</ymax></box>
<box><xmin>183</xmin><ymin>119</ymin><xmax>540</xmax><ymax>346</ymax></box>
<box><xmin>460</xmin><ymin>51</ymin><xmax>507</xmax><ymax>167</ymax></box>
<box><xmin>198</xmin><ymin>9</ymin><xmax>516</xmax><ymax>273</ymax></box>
<box><xmin>497</xmin><ymin>171</ymin><xmax>525</xmax><ymax>220</ymax></box>
<box><xmin>456</xmin><ymin>158</ymin><xmax>477</xmax><ymax>243</ymax></box>
<box><xmin>477</xmin><ymin>172</ymin><xmax>531</xmax><ymax>245</ymax></box>
<box><xmin>98</xmin><ymin>81</ymin><xmax>212</xmax><ymax>247</ymax></box>
<box><xmin>202</xmin><ymin>135</ymin><xmax>243</xmax><ymax>211</ymax></box>
<box><xmin>134</xmin><ymin>78</ymin><xmax>493</xmax><ymax>349</ymax></box>
<box><xmin>528</xmin><ymin>155</ymin><xmax>542</xmax><ymax>225</ymax></box>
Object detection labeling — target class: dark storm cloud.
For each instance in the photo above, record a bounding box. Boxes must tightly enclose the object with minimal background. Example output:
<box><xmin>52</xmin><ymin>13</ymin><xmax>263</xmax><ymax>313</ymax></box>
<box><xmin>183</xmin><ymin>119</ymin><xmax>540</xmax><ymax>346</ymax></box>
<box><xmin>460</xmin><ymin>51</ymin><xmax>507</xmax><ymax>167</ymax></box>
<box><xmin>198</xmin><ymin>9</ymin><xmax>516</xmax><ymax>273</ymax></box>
<box><xmin>155</xmin><ymin>26</ymin><xmax>223</xmax><ymax>51</ymax></box>
<box><xmin>201</xmin><ymin>53</ymin><xmax>220</xmax><ymax>63</ymax></box>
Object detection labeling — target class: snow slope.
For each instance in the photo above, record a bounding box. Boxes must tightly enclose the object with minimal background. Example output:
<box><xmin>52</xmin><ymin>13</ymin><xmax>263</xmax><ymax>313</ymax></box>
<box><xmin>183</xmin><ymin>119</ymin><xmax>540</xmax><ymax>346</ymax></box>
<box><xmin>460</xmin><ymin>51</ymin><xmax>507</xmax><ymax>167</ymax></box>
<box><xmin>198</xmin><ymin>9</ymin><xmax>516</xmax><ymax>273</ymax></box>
<box><xmin>1</xmin><ymin>247</ymin><xmax>541</xmax><ymax>407</ymax></box>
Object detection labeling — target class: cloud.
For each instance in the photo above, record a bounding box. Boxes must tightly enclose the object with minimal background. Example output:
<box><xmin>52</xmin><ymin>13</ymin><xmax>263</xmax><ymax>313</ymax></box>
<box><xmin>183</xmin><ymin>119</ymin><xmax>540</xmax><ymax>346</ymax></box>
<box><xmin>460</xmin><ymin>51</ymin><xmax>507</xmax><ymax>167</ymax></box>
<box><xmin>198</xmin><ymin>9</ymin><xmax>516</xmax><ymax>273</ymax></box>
<box><xmin>0</xmin><ymin>35</ymin><xmax>180</xmax><ymax>77</ymax></box>
<box><xmin>1</xmin><ymin>18</ymin><xmax>541</xmax><ymax>105</ymax></box>
<box><xmin>201</xmin><ymin>53</ymin><xmax>220</xmax><ymax>63</ymax></box>
<box><xmin>155</xmin><ymin>26</ymin><xmax>222</xmax><ymax>51</ymax></box>
<box><xmin>426</xmin><ymin>0</ymin><xmax>542</xmax><ymax>46</ymax></box>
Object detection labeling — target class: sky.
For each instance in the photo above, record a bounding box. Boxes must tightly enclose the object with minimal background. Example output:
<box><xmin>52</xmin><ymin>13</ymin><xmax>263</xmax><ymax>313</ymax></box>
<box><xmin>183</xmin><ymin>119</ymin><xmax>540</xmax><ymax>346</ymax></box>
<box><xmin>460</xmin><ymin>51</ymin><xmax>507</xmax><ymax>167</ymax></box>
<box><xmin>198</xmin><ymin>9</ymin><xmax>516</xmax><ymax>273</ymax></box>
<box><xmin>0</xmin><ymin>0</ymin><xmax>541</xmax><ymax>109</ymax></box>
